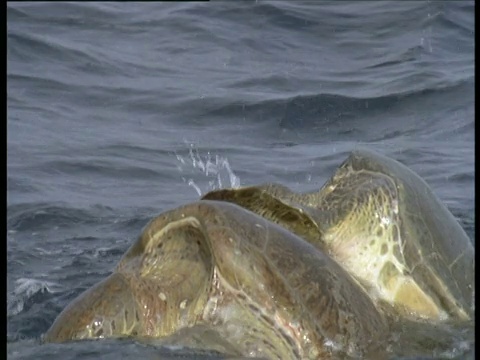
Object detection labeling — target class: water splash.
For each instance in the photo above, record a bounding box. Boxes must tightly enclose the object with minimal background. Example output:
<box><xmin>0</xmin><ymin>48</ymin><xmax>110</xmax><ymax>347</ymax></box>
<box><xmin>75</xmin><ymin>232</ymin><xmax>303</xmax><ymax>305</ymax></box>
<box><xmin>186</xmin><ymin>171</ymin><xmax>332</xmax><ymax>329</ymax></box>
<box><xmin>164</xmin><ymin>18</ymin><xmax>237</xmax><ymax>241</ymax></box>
<box><xmin>176</xmin><ymin>145</ymin><xmax>240</xmax><ymax>196</ymax></box>
<box><xmin>7</xmin><ymin>278</ymin><xmax>62</xmax><ymax>316</ymax></box>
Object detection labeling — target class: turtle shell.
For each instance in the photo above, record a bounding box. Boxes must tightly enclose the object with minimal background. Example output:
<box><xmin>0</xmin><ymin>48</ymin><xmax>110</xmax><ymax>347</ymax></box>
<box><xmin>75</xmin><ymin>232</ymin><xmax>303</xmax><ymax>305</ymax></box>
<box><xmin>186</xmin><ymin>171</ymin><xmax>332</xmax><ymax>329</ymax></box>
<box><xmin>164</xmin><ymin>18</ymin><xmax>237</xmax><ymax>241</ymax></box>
<box><xmin>203</xmin><ymin>150</ymin><xmax>474</xmax><ymax>322</ymax></box>
<box><xmin>44</xmin><ymin>200</ymin><xmax>388</xmax><ymax>358</ymax></box>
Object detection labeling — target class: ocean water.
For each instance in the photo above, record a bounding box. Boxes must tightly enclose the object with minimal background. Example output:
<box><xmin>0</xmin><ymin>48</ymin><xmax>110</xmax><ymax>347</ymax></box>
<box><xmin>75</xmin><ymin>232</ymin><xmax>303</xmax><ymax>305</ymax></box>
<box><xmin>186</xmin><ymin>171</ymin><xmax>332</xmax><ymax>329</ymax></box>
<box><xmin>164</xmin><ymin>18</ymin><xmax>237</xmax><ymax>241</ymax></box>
<box><xmin>7</xmin><ymin>1</ymin><xmax>474</xmax><ymax>359</ymax></box>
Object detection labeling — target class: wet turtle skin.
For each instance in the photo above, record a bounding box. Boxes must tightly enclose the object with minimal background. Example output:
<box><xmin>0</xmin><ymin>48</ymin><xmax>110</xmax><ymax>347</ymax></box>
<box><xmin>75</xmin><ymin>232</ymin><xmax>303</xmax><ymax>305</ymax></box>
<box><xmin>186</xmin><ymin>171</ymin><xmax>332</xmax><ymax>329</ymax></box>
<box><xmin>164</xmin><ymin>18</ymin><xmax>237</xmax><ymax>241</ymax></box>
<box><xmin>43</xmin><ymin>149</ymin><xmax>474</xmax><ymax>358</ymax></box>
<box><xmin>44</xmin><ymin>200</ymin><xmax>387</xmax><ymax>359</ymax></box>
<box><xmin>203</xmin><ymin>149</ymin><xmax>475</xmax><ymax>322</ymax></box>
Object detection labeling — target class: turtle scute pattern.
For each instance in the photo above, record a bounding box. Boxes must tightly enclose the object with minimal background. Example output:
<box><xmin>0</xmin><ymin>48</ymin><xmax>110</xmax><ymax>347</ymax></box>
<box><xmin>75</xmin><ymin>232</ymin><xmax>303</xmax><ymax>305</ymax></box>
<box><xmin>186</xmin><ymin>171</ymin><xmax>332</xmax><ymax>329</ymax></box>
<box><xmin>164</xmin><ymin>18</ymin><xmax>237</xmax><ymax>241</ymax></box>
<box><xmin>203</xmin><ymin>150</ymin><xmax>474</xmax><ymax>322</ymax></box>
<box><xmin>44</xmin><ymin>200</ymin><xmax>388</xmax><ymax>359</ymax></box>
<box><xmin>43</xmin><ymin>149</ymin><xmax>474</xmax><ymax>359</ymax></box>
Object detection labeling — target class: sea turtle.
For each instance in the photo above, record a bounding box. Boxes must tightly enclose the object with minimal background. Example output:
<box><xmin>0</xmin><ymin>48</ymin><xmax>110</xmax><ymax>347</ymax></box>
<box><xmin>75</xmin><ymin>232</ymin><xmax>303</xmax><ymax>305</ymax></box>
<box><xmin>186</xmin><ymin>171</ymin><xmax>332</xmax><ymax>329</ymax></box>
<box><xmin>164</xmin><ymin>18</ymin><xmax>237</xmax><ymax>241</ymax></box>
<box><xmin>43</xmin><ymin>200</ymin><xmax>388</xmax><ymax>359</ymax></box>
<box><xmin>43</xmin><ymin>149</ymin><xmax>474</xmax><ymax>358</ymax></box>
<box><xmin>203</xmin><ymin>149</ymin><xmax>475</xmax><ymax>323</ymax></box>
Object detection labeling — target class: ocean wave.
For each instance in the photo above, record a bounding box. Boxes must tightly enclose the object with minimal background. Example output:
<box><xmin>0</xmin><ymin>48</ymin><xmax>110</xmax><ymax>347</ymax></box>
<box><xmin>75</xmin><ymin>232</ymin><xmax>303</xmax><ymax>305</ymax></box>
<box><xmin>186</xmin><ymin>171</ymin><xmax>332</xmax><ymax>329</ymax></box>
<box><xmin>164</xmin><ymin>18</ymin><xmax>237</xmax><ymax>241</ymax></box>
<box><xmin>435</xmin><ymin>1</ymin><xmax>474</xmax><ymax>35</ymax></box>
<box><xmin>7</xmin><ymin>176</ymin><xmax>40</xmax><ymax>194</ymax></box>
<box><xmin>7</xmin><ymin>31</ymin><xmax>97</xmax><ymax>67</ymax></box>
<box><xmin>7</xmin><ymin>202</ymin><xmax>114</xmax><ymax>232</ymax></box>
<box><xmin>202</xmin><ymin>80</ymin><xmax>472</xmax><ymax>127</ymax></box>
<box><xmin>7</xmin><ymin>2</ymin><xmax>126</xmax><ymax>29</ymax></box>
<box><xmin>39</xmin><ymin>158</ymin><xmax>164</xmax><ymax>180</ymax></box>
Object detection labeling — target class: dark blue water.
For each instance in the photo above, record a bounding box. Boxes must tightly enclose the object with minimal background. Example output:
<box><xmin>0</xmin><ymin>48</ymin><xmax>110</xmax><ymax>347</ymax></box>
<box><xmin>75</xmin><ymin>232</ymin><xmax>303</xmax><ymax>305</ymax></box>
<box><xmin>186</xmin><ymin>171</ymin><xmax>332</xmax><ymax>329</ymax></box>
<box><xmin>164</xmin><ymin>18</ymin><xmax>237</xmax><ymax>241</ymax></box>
<box><xmin>7</xmin><ymin>2</ymin><xmax>474</xmax><ymax>359</ymax></box>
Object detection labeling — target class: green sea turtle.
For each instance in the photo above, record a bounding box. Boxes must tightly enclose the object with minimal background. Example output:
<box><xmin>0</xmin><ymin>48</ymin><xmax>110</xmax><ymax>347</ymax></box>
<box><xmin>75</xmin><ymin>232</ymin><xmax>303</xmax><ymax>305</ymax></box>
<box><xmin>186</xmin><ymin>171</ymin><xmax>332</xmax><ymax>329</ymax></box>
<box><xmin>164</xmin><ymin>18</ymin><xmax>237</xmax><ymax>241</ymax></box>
<box><xmin>44</xmin><ymin>200</ymin><xmax>387</xmax><ymax>359</ymax></box>
<box><xmin>203</xmin><ymin>149</ymin><xmax>475</xmax><ymax>323</ymax></box>
<box><xmin>43</xmin><ymin>149</ymin><xmax>474</xmax><ymax>358</ymax></box>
